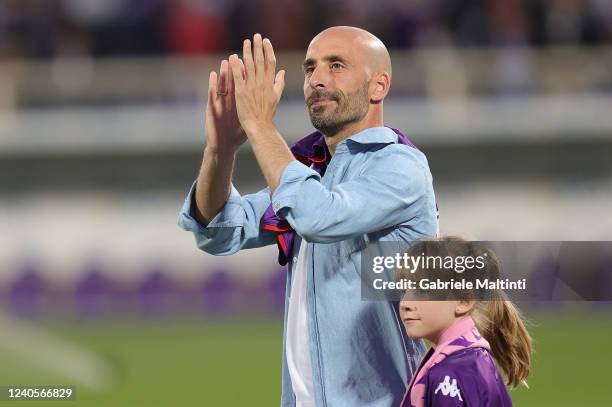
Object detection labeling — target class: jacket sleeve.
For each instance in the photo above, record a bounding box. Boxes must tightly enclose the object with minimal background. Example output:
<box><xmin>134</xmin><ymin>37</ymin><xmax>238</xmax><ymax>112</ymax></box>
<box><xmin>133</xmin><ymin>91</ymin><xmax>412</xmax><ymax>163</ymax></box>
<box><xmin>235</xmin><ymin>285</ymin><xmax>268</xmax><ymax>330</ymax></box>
<box><xmin>271</xmin><ymin>145</ymin><xmax>433</xmax><ymax>243</ymax></box>
<box><xmin>177</xmin><ymin>180</ymin><xmax>277</xmax><ymax>255</ymax></box>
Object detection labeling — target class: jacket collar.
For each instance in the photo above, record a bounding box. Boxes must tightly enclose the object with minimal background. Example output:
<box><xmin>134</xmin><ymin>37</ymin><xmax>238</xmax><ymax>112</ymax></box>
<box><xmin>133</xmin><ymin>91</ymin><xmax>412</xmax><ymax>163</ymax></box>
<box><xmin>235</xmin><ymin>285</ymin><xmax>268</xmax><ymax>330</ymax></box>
<box><xmin>291</xmin><ymin>126</ymin><xmax>411</xmax><ymax>159</ymax></box>
<box><xmin>345</xmin><ymin>126</ymin><xmax>399</xmax><ymax>145</ymax></box>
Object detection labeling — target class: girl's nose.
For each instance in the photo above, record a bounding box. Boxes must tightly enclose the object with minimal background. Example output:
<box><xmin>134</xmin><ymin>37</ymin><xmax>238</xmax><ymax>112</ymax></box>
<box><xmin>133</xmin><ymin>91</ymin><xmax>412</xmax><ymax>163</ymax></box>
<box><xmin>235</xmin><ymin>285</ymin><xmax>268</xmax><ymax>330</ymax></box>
<box><xmin>399</xmin><ymin>300</ymin><xmax>416</xmax><ymax>312</ymax></box>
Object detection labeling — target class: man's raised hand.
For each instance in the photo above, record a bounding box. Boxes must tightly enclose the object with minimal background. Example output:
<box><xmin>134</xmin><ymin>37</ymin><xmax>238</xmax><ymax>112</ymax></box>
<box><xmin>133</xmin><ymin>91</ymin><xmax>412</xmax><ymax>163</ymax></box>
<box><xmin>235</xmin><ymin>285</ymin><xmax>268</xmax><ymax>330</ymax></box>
<box><xmin>229</xmin><ymin>34</ymin><xmax>286</xmax><ymax>136</ymax></box>
<box><xmin>205</xmin><ymin>59</ymin><xmax>247</xmax><ymax>155</ymax></box>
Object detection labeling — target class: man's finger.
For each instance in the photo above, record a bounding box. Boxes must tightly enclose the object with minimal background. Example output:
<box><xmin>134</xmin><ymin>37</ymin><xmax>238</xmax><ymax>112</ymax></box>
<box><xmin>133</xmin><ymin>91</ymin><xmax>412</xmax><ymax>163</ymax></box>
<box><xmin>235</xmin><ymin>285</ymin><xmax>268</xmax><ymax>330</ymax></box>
<box><xmin>238</xmin><ymin>58</ymin><xmax>246</xmax><ymax>81</ymax></box>
<box><xmin>273</xmin><ymin>69</ymin><xmax>286</xmax><ymax>101</ymax></box>
<box><xmin>263</xmin><ymin>38</ymin><xmax>277</xmax><ymax>81</ymax></box>
<box><xmin>218</xmin><ymin>60</ymin><xmax>229</xmax><ymax>95</ymax></box>
<box><xmin>227</xmin><ymin>60</ymin><xmax>235</xmax><ymax>97</ymax></box>
<box><xmin>208</xmin><ymin>71</ymin><xmax>218</xmax><ymax>101</ymax></box>
<box><xmin>253</xmin><ymin>33</ymin><xmax>265</xmax><ymax>84</ymax></box>
<box><xmin>229</xmin><ymin>54</ymin><xmax>245</xmax><ymax>93</ymax></box>
<box><xmin>207</xmin><ymin>71</ymin><xmax>220</xmax><ymax>117</ymax></box>
<box><xmin>242</xmin><ymin>39</ymin><xmax>254</xmax><ymax>82</ymax></box>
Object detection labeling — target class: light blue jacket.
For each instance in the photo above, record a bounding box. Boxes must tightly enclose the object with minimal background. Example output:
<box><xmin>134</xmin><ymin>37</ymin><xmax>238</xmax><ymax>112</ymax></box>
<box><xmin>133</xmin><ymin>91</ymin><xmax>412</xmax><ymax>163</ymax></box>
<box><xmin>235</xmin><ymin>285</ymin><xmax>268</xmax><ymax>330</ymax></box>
<box><xmin>178</xmin><ymin>126</ymin><xmax>439</xmax><ymax>406</ymax></box>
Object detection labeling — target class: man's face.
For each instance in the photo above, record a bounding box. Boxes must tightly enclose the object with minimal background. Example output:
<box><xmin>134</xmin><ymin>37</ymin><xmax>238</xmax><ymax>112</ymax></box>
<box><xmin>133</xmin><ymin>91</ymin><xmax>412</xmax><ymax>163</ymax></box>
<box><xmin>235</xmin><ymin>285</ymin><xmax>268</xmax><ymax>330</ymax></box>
<box><xmin>303</xmin><ymin>35</ymin><xmax>371</xmax><ymax>136</ymax></box>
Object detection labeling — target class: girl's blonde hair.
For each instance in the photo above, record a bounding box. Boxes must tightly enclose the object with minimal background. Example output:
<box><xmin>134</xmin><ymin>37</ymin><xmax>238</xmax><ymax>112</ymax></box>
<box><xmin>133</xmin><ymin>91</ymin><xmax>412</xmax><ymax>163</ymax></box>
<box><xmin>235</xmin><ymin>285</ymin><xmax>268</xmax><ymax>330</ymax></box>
<box><xmin>472</xmin><ymin>288</ymin><xmax>532</xmax><ymax>387</ymax></box>
<box><xmin>399</xmin><ymin>236</ymin><xmax>532</xmax><ymax>388</ymax></box>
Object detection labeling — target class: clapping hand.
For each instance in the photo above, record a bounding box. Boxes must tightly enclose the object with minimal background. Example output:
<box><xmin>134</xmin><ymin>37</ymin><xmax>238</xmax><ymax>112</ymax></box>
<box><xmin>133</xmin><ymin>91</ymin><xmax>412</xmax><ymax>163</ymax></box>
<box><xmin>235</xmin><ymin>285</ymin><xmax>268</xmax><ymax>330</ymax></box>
<box><xmin>229</xmin><ymin>33</ymin><xmax>285</xmax><ymax>136</ymax></box>
<box><xmin>205</xmin><ymin>59</ymin><xmax>247</xmax><ymax>155</ymax></box>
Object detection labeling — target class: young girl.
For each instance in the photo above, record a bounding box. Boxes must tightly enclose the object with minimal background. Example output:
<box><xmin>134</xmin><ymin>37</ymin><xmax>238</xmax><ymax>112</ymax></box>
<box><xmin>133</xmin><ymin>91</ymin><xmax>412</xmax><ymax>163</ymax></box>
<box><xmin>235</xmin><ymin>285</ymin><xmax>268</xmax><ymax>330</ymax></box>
<box><xmin>398</xmin><ymin>237</ymin><xmax>532</xmax><ymax>406</ymax></box>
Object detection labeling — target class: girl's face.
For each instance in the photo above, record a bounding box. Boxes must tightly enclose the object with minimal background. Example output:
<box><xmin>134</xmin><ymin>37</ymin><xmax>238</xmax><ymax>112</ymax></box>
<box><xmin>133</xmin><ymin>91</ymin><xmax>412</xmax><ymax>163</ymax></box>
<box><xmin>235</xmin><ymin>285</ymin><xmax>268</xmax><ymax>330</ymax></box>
<box><xmin>399</xmin><ymin>299</ymin><xmax>460</xmax><ymax>344</ymax></box>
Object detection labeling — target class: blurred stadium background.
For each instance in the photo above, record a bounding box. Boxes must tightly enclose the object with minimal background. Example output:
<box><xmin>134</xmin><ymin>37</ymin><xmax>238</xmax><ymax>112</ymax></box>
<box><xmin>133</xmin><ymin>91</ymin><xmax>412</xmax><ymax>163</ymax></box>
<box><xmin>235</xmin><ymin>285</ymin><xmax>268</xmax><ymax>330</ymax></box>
<box><xmin>1</xmin><ymin>0</ymin><xmax>612</xmax><ymax>405</ymax></box>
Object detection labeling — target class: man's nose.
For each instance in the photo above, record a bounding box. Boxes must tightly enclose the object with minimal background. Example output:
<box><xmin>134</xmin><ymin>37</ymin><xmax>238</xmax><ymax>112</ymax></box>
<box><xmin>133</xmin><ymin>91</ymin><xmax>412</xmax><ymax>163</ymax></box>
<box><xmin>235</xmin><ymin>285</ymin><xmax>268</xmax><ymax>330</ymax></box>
<box><xmin>308</xmin><ymin>66</ymin><xmax>326</xmax><ymax>89</ymax></box>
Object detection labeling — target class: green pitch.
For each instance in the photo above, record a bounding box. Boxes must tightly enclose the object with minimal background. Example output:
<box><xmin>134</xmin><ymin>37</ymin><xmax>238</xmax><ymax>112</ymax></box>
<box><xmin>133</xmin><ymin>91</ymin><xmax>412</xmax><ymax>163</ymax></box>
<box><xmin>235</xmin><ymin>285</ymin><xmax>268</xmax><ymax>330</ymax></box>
<box><xmin>0</xmin><ymin>312</ymin><xmax>610</xmax><ymax>406</ymax></box>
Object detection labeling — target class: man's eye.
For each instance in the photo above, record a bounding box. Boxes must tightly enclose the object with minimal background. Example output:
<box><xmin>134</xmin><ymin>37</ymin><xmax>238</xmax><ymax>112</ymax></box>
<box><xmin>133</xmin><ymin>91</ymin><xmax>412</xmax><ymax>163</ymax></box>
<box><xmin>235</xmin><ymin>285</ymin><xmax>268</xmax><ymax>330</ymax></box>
<box><xmin>331</xmin><ymin>63</ymin><xmax>343</xmax><ymax>70</ymax></box>
<box><xmin>304</xmin><ymin>67</ymin><xmax>314</xmax><ymax>75</ymax></box>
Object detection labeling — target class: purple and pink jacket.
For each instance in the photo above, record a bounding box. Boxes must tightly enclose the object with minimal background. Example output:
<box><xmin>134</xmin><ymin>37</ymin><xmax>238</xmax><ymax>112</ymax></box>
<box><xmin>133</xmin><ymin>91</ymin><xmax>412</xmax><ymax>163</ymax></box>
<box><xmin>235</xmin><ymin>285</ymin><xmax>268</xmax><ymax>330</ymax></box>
<box><xmin>401</xmin><ymin>316</ymin><xmax>512</xmax><ymax>407</ymax></box>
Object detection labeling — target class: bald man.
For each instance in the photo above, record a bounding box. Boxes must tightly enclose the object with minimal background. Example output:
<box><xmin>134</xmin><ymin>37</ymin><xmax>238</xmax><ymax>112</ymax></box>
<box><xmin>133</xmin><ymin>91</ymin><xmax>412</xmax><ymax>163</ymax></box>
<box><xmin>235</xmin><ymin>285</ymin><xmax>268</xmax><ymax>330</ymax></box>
<box><xmin>178</xmin><ymin>27</ymin><xmax>438</xmax><ymax>406</ymax></box>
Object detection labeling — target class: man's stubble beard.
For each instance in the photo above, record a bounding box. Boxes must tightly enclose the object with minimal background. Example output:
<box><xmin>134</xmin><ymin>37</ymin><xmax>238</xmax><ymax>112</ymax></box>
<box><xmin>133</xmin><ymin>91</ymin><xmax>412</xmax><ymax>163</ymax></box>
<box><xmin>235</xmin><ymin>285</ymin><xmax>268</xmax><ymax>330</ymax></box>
<box><xmin>307</xmin><ymin>80</ymin><xmax>370</xmax><ymax>137</ymax></box>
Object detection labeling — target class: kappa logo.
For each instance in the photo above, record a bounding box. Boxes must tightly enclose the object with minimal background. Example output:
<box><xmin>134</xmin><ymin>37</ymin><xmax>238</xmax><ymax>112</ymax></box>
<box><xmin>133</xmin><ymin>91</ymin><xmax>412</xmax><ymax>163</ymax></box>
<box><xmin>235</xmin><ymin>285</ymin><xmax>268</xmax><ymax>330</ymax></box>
<box><xmin>434</xmin><ymin>375</ymin><xmax>463</xmax><ymax>401</ymax></box>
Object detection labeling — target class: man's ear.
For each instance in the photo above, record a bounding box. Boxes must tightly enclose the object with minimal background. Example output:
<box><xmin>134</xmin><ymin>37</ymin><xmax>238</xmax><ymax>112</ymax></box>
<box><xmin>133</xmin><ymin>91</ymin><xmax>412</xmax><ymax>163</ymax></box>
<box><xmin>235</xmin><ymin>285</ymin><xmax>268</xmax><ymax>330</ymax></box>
<box><xmin>370</xmin><ymin>71</ymin><xmax>391</xmax><ymax>103</ymax></box>
<box><xmin>455</xmin><ymin>300</ymin><xmax>475</xmax><ymax>316</ymax></box>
